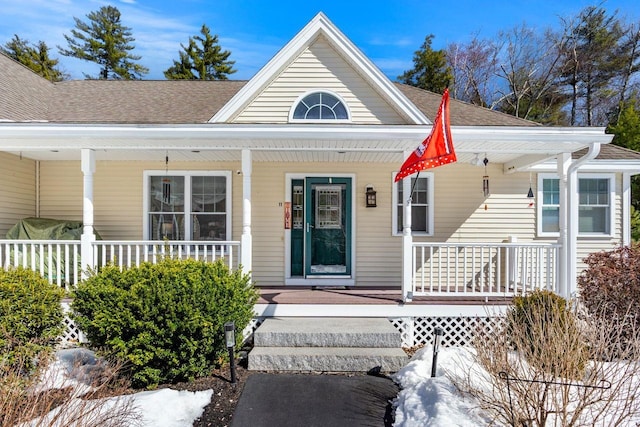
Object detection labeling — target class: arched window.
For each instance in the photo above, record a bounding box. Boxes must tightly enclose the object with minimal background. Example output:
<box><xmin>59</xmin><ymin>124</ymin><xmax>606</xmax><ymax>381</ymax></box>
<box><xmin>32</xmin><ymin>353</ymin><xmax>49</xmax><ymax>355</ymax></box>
<box><xmin>291</xmin><ymin>91</ymin><xmax>349</xmax><ymax>121</ymax></box>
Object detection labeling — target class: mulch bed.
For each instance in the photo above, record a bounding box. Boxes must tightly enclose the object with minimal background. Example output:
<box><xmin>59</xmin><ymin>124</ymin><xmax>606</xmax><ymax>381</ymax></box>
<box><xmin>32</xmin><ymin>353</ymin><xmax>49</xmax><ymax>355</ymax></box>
<box><xmin>163</xmin><ymin>362</ymin><xmax>253</xmax><ymax>427</ymax></box>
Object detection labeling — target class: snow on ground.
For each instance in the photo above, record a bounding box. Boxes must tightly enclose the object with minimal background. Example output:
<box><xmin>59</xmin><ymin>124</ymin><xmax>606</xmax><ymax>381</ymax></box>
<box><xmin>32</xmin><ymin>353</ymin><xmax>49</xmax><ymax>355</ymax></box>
<box><xmin>24</xmin><ymin>350</ymin><xmax>213</xmax><ymax>427</ymax></box>
<box><xmin>392</xmin><ymin>346</ymin><xmax>491</xmax><ymax>426</ymax></box>
<box><xmin>392</xmin><ymin>345</ymin><xmax>640</xmax><ymax>427</ymax></box>
<box><xmin>123</xmin><ymin>388</ymin><xmax>213</xmax><ymax>427</ymax></box>
<box><xmin>26</xmin><ymin>346</ymin><xmax>640</xmax><ymax>426</ymax></box>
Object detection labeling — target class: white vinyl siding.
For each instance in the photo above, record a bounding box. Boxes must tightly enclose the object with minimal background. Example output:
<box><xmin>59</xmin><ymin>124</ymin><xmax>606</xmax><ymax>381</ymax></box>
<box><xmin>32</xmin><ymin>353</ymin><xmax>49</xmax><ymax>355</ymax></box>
<box><xmin>38</xmin><ymin>161</ymin><xmax>242</xmax><ymax>241</ymax></box>
<box><xmin>233</xmin><ymin>35</ymin><xmax>406</xmax><ymax>124</ymax></box>
<box><xmin>39</xmin><ymin>160</ymin><xmax>83</xmax><ymax>221</ymax></box>
<box><xmin>0</xmin><ymin>152</ymin><xmax>36</xmax><ymax>235</ymax></box>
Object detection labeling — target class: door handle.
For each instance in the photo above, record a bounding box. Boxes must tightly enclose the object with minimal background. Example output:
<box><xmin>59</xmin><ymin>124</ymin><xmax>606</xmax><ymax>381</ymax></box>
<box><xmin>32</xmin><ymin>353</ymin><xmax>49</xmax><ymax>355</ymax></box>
<box><xmin>306</xmin><ymin>223</ymin><xmax>314</xmax><ymax>232</ymax></box>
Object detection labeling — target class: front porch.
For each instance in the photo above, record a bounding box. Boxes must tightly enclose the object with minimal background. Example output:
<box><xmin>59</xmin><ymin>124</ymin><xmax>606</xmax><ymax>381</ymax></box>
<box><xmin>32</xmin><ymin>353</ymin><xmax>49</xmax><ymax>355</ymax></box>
<box><xmin>1</xmin><ymin>237</ymin><xmax>555</xmax><ymax>348</ymax></box>
<box><xmin>0</xmin><ymin>239</ymin><xmax>558</xmax><ymax>301</ymax></box>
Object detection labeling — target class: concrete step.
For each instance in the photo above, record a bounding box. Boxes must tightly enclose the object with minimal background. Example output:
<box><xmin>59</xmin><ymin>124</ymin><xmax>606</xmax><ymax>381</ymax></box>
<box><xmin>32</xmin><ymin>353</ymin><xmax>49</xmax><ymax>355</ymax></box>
<box><xmin>253</xmin><ymin>317</ymin><xmax>401</xmax><ymax>348</ymax></box>
<box><xmin>248</xmin><ymin>346</ymin><xmax>408</xmax><ymax>372</ymax></box>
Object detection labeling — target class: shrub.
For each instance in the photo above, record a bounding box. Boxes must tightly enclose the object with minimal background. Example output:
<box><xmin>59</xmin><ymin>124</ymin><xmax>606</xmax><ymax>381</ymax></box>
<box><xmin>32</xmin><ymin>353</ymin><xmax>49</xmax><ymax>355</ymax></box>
<box><xmin>458</xmin><ymin>302</ymin><xmax>640</xmax><ymax>426</ymax></box>
<box><xmin>0</xmin><ymin>267</ymin><xmax>65</xmax><ymax>371</ymax></box>
<box><xmin>631</xmin><ymin>206</ymin><xmax>640</xmax><ymax>242</ymax></box>
<box><xmin>578</xmin><ymin>244</ymin><xmax>640</xmax><ymax>322</ymax></box>
<box><xmin>507</xmin><ymin>289</ymin><xmax>587</xmax><ymax>378</ymax></box>
<box><xmin>1</xmin><ymin>348</ymin><xmax>140</xmax><ymax>426</ymax></box>
<box><xmin>71</xmin><ymin>258</ymin><xmax>259</xmax><ymax>388</ymax></box>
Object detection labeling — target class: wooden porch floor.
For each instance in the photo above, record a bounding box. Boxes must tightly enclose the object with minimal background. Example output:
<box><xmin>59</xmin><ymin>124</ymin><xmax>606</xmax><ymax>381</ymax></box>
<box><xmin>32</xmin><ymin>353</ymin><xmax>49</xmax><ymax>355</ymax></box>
<box><xmin>256</xmin><ymin>286</ymin><xmax>513</xmax><ymax>306</ymax></box>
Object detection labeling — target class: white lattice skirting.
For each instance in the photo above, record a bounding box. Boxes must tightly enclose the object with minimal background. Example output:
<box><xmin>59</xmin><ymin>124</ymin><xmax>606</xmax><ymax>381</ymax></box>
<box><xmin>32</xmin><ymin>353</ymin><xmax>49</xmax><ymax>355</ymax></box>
<box><xmin>60</xmin><ymin>313</ymin><xmax>504</xmax><ymax>349</ymax></box>
<box><xmin>60</xmin><ymin>301</ymin><xmax>85</xmax><ymax>346</ymax></box>
<box><xmin>389</xmin><ymin>316</ymin><xmax>504</xmax><ymax>348</ymax></box>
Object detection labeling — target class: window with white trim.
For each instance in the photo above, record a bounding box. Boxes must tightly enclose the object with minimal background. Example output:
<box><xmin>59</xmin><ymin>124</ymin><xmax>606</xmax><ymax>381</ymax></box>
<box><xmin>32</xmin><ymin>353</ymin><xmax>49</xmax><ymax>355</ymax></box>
<box><xmin>537</xmin><ymin>173</ymin><xmax>614</xmax><ymax>236</ymax></box>
<box><xmin>145</xmin><ymin>171</ymin><xmax>231</xmax><ymax>241</ymax></box>
<box><xmin>392</xmin><ymin>174</ymin><xmax>434</xmax><ymax>235</ymax></box>
<box><xmin>290</xmin><ymin>91</ymin><xmax>350</xmax><ymax>121</ymax></box>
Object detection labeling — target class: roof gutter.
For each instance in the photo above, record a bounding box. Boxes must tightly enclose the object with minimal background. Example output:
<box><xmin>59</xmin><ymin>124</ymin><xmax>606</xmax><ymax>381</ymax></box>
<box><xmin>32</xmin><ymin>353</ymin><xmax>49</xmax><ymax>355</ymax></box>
<box><xmin>567</xmin><ymin>142</ymin><xmax>601</xmax><ymax>174</ymax></box>
<box><xmin>563</xmin><ymin>141</ymin><xmax>601</xmax><ymax>300</ymax></box>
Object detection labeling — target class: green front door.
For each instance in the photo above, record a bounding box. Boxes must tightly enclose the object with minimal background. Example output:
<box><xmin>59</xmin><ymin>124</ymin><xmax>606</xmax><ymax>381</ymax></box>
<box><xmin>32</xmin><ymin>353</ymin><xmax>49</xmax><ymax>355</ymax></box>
<box><xmin>304</xmin><ymin>177</ymin><xmax>351</xmax><ymax>276</ymax></box>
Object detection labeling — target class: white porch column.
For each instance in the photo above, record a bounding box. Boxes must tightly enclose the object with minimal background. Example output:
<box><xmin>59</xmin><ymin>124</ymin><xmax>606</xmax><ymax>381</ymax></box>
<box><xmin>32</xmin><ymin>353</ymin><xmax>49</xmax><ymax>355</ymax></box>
<box><xmin>564</xmin><ymin>143</ymin><xmax>600</xmax><ymax>299</ymax></box>
<box><xmin>557</xmin><ymin>153</ymin><xmax>571</xmax><ymax>298</ymax></box>
<box><xmin>80</xmin><ymin>149</ymin><xmax>96</xmax><ymax>279</ymax></box>
<box><xmin>401</xmin><ymin>156</ymin><xmax>413</xmax><ymax>302</ymax></box>
<box><xmin>566</xmin><ymin>163</ymin><xmax>579</xmax><ymax>299</ymax></box>
<box><xmin>623</xmin><ymin>172</ymin><xmax>632</xmax><ymax>246</ymax></box>
<box><xmin>240</xmin><ymin>149</ymin><xmax>252</xmax><ymax>277</ymax></box>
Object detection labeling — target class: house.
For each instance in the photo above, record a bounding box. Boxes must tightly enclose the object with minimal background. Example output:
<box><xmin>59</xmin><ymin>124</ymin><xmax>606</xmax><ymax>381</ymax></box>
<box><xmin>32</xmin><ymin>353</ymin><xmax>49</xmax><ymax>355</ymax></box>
<box><xmin>2</xmin><ymin>13</ymin><xmax>639</xmax><ymax>347</ymax></box>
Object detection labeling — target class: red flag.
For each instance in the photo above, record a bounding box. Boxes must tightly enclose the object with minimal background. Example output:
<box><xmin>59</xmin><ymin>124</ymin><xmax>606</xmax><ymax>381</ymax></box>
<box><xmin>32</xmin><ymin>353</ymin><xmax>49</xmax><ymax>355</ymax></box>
<box><xmin>394</xmin><ymin>89</ymin><xmax>456</xmax><ymax>182</ymax></box>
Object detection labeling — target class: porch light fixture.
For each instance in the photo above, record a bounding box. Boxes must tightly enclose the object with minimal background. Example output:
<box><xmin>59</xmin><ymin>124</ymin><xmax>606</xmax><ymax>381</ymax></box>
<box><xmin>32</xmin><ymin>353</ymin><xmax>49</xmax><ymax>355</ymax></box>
<box><xmin>431</xmin><ymin>327</ymin><xmax>444</xmax><ymax>378</ymax></box>
<box><xmin>365</xmin><ymin>185</ymin><xmax>377</xmax><ymax>208</ymax></box>
<box><xmin>224</xmin><ymin>321</ymin><xmax>237</xmax><ymax>384</ymax></box>
<box><xmin>527</xmin><ymin>172</ymin><xmax>534</xmax><ymax>198</ymax></box>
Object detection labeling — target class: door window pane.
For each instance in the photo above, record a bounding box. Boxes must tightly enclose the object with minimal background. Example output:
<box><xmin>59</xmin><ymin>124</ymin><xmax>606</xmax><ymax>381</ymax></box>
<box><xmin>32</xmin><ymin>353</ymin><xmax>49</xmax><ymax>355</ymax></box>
<box><xmin>315</xmin><ymin>185</ymin><xmax>342</xmax><ymax>229</ymax></box>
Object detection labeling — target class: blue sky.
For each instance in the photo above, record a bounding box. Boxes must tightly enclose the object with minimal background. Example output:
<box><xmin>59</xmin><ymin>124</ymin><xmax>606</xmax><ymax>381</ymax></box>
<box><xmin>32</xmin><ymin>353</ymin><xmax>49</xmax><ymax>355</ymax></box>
<box><xmin>0</xmin><ymin>0</ymin><xmax>638</xmax><ymax>81</ymax></box>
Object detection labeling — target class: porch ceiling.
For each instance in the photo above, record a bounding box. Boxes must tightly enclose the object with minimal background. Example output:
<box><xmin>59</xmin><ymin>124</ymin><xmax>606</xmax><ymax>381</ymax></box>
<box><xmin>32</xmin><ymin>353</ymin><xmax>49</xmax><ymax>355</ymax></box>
<box><xmin>0</xmin><ymin>123</ymin><xmax>612</xmax><ymax>166</ymax></box>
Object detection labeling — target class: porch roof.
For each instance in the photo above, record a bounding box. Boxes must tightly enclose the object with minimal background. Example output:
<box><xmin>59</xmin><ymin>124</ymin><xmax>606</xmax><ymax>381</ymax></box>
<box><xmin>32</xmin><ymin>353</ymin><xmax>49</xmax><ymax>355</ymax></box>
<box><xmin>0</xmin><ymin>122</ymin><xmax>612</xmax><ymax>166</ymax></box>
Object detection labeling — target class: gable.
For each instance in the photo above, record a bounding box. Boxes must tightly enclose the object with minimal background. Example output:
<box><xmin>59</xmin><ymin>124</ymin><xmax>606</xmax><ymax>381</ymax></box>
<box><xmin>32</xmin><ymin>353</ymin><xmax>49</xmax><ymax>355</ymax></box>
<box><xmin>211</xmin><ymin>12</ymin><xmax>427</xmax><ymax>125</ymax></box>
<box><xmin>232</xmin><ymin>35</ymin><xmax>406</xmax><ymax>124</ymax></box>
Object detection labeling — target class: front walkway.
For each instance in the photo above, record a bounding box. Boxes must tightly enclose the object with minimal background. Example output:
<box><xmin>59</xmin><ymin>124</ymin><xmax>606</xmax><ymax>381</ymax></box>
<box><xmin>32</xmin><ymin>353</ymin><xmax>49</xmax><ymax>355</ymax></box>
<box><xmin>232</xmin><ymin>373</ymin><xmax>397</xmax><ymax>427</ymax></box>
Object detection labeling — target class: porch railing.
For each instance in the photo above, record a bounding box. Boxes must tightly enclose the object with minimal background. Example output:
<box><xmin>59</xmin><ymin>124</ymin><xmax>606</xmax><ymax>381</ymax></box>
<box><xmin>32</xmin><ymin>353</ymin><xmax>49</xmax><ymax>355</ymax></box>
<box><xmin>0</xmin><ymin>240</ymin><xmax>81</xmax><ymax>288</ymax></box>
<box><xmin>412</xmin><ymin>242</ymin><xmax>560</xmax><ymax>296</ymax></box>
<box><xmin>93</xmin><ymin>240</ymin><xmax>240</xmax><ymax>272</ymax></box>
<box><xmin>0</xmin><ymin>239</ymin><xmax>240</xmax><ymax>288</ymax></box>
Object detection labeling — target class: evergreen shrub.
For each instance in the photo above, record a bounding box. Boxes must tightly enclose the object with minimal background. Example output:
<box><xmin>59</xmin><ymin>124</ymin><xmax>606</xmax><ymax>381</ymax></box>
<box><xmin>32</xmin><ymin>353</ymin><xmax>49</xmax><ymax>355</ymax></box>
<box><xmin>71</xmin><ymin>258</ymin><xmax>258</xmax><ymax>388</ymax></box>
<box><xmin>0</xmin><ymin>267</ymin><xmax>65</xmax><ymax>371</ymax></box>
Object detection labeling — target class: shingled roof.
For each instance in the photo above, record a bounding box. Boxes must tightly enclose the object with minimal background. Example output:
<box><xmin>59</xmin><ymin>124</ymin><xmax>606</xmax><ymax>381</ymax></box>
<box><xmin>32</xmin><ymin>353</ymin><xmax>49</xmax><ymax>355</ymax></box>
<box><xmin>394</xmin><ymin>83</ymin><xmax>539</xmax><ymax>127</ymax></box>
<box><xmin>49</xmin><ymin>79</ymin><xmax>248</xmax><ymax>124</ymax></box>
<box><xmin>0</xmin><ymin>52</ymin><xmax>54</xmax><ymax>121</ymax></box>
<box><xmin>1</xmin><ymin>52</ymin><xmax>541</xmax><ymax>126</ymax></box>
<box><xmin>573</xmin><ymin>143</ymin><xmax>640</xmax><ymax>161</ymax></box>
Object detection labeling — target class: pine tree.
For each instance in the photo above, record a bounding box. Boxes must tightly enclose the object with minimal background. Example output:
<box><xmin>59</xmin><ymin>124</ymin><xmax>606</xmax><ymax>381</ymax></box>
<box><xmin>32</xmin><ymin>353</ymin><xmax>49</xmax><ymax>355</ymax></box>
<box><xmin>59</xmin><ymin>5</ymin><xmax>148</xmax><ymax>80</ymax></box>
<box><xmin>608</xmin><ymin>98</ymin><xmax>640</xmax><ymax>152</ymax></box>
<box><xmin>398</xmin><ymin>35</ymin><xmax>452</xmax><ymax>94</ymax></box>
<box><xmin>1</xmin><ymin>35</ymin><xmax>65</xmax><ymax>82</ymax></box>
<box><xmin>559</xmin><ymin>7</ymin><xmax>624</xmax><ymax>125</ymax></box>
<box><xmin>164</xmin><ymin>25</ymin><xmax>236</xmax><ymax>80</ymax></box>
<box><xmin>607</xmin><ymin>97</ymin><xmax>640</xmax><ymax>210</ymax></box>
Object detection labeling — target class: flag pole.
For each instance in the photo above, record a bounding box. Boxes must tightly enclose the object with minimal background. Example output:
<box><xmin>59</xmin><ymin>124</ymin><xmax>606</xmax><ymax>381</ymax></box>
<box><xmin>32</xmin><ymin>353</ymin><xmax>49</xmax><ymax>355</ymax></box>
<box><xmin>407</xmin><ymin>171</ymin><xmax>421</xmax><ymax>203</ymax></box>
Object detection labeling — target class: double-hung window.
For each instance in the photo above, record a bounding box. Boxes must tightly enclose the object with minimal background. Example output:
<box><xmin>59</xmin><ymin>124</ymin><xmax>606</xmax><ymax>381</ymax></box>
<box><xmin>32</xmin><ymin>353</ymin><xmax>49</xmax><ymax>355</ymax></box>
<box><xmin>145</xmin><ymin>171</ymin><xmax>231</xmax><ymax>241</ymax></box>
<box><xmin>537</xmin><ymin>173</ymin><xmax>614</xmax><ymax>236</ymax></box>
<box><xmin>392</xmin><ymin>174</ymin><xmax>434</xmax><ymax>236</ymax></box>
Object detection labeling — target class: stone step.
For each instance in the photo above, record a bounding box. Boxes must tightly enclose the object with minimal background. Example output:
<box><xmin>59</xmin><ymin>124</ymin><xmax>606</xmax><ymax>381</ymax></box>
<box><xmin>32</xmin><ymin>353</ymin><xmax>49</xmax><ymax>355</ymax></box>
<box><xmin>248</xmin><ymin>346</ymin><xmax>408</xmax><ymax>372</ymax></box>
<box><xmin>253</xmin><ymin>317</ymin><xmax>401</xmax><ymax>348</ymax></box>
